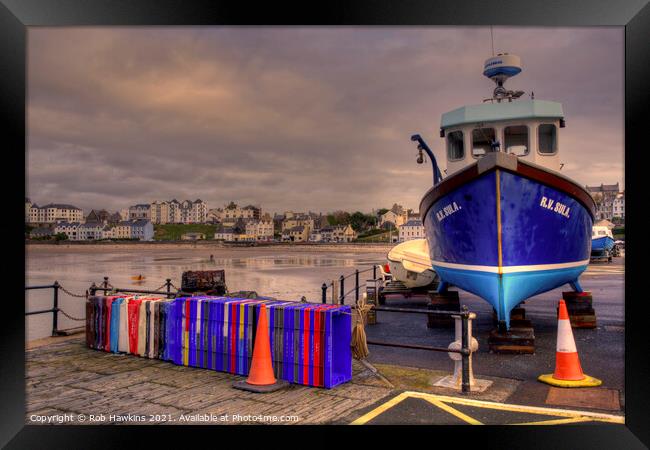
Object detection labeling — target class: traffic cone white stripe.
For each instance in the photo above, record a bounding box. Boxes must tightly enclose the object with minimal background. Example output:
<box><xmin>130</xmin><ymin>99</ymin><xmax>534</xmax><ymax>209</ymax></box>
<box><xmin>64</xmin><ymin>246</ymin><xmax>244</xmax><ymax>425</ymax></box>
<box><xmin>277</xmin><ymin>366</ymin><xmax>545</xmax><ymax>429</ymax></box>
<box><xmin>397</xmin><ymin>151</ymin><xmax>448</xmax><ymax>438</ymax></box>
<box><xmin>556</xmin><ymin>320</ymin><xmax>577</xmax><ymax>353</ymax></box>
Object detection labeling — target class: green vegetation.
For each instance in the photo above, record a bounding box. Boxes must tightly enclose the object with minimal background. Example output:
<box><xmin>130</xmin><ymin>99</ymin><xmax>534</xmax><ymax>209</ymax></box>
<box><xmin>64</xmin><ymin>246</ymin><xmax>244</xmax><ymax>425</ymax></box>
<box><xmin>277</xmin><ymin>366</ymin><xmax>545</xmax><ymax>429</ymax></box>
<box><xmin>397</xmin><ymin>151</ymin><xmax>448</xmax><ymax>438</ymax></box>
<box><xmin>356</xmin><ymin>230</ymin><xmax>391</xmax><ymax>242</ymax></box>
<box><xmin>612</xmin><ymin>226</ymin><xmax>625</xmax><ymax>240</ymax></box>
<box><xmin>326</xmin><ymin>210</ymin><xmax>378</xmax><ymax>232</ymax></box>
<box><xmin>54</xmin><ymin>232</ymin><xmax>68</xmax><ymax>241</ymax></box>
<box><xmin>154</xmin><ymin>224</ymin><xmax>218</xmax><ymax>241</ymax></box>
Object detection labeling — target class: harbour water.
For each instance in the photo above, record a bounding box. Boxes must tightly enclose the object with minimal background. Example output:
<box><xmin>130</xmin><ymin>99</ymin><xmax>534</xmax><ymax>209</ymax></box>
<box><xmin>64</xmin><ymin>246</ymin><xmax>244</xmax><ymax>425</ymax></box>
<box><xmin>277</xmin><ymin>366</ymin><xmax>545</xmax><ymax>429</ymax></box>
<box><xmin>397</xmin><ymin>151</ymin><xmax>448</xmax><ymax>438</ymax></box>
<box><xmin>25</xmin><ymin>245</ymin><xmax>389</xmax><ymax>341</ymax></box>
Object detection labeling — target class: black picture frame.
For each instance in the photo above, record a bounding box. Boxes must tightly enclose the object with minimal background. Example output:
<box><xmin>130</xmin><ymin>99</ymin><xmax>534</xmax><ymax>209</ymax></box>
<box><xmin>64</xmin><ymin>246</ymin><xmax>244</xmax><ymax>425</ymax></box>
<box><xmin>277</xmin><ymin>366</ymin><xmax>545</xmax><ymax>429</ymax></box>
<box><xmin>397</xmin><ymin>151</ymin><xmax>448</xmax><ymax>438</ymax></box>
<box><xmin>3</xmin><ymin>0</ymin><xmax>648</xmax><ymax>447</ymax></box>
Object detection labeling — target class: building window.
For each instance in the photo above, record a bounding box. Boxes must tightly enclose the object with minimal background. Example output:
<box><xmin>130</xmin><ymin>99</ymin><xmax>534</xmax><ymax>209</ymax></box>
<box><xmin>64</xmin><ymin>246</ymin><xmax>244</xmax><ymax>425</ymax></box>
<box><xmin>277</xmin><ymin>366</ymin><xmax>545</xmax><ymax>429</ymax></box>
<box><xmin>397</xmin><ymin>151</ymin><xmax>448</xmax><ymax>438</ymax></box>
<box><xmin>447</xmin><ymin>131</ymin><xmax>464</xmax><ymax>161</ymax></box>
<box><xmin>538</xmin><ymin>124</ymin><xmax>557</xmax><ymax>154</ymax></box>
<box><xmin>471</xmin><ymin>127</ymin><xmax>496</xmax><ymax>158</ymax></box>
<box><xmin>504</xmin><ymin>125</ymin><xmax>529</xmax><ymax>156</ymax></box>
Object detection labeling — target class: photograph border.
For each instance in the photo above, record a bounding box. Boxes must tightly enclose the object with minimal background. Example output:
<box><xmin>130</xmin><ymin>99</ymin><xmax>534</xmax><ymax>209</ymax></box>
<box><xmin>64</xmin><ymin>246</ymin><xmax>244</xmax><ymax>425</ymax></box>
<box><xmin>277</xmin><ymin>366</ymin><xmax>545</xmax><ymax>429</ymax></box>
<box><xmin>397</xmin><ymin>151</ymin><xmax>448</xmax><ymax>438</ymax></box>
<box><xmin>2</xmin><ymin>0</ymin><xmax>648</xmax><ymax>446</ymax></box>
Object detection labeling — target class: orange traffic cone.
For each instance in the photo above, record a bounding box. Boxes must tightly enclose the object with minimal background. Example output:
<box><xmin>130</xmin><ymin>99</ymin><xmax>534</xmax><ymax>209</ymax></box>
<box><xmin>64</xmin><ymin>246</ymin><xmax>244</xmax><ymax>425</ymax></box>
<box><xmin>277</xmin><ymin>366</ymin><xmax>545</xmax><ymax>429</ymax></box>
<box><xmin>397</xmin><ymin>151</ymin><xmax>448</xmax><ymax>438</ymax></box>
<box><xmin>538</xmin><ymin>300</ymin><xmax>601</xmax><ymax>387</ymax></box>
<box><xmin>233</xmin><ymin>303</ymin><xmax>288</xmax><ymax>393</ymax></box>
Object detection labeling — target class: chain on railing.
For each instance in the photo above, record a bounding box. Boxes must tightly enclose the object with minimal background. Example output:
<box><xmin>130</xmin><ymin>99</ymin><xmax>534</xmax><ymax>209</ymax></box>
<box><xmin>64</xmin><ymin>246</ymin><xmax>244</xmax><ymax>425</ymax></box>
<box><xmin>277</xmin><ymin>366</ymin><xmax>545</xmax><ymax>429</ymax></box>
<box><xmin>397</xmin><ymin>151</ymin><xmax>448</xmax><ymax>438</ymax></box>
<box><xmin>58</xmin><ymin>284</ymin><xmax>88</xmax><ymax>299</ymax></box>
<box><xmin>58</xmin><ymin>308</ymin><xmax>86</xmax><ymax>322</ymax></box>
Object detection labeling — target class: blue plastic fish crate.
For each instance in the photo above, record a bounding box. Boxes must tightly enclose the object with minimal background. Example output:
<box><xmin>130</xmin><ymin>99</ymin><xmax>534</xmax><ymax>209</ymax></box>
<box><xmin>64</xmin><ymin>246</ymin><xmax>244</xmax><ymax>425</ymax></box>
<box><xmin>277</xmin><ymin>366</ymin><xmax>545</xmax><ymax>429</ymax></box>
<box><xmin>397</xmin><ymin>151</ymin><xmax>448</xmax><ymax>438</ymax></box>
<box><xmin>169</xmin><ymin>297</ymin><xmax>352</xmax><ymax>388</ymax></box>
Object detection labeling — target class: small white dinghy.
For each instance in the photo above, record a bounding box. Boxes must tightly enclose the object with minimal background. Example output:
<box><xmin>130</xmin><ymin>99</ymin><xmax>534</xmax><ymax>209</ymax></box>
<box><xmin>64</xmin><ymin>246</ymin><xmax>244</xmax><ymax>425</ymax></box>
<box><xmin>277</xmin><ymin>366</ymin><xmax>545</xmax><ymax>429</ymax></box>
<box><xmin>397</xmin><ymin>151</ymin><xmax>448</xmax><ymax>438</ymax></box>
<box><xmin>386</xmin><ymin>238</ymin><xmax>438</xmax><ymax>289</ymax></box>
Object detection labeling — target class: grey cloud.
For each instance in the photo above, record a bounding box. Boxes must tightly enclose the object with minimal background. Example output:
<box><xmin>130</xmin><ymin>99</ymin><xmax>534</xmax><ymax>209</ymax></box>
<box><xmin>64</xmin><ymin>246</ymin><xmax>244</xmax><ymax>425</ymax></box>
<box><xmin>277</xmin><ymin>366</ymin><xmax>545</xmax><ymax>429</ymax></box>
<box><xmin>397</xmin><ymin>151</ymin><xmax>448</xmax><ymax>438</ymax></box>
<box><xmin>27</xmin><ymin>27</ymin><xmax>624</xmax><ymax>214</ymax></box>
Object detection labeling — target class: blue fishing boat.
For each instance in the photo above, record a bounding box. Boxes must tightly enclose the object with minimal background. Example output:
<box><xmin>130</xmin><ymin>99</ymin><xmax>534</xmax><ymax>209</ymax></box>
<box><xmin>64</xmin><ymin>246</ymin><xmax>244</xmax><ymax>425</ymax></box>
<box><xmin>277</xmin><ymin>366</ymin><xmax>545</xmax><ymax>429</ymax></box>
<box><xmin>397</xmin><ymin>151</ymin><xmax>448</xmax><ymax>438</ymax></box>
<box><xmin>591</xmin><ymin>226</ymin><xmax>615</xmax><ymax>252</ymax></box>
<box><xmin>413</xmin><ymin>54</ymin><xmax>596</xmax><ymax>330</ymax></box>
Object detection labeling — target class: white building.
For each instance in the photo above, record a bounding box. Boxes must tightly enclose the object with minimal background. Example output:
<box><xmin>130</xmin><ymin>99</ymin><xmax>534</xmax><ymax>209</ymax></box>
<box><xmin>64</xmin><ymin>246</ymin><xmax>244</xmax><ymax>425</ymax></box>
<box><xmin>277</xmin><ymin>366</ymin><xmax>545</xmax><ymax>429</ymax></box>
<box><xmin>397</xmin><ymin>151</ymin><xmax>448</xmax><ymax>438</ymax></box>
<box><xmin>613</xmin><ymin>193</ymin><xmax>625</xmax><ymax>221</ymax></box>
<box><xmin>214</xmin><ymin>228</ymin><xmax>235</xmax><ymax>241</ymax></box>
<box><xmin>586</xmin><ymin>183</ymin><xmax>621</xmax><ymax>221</ymax></box>
<box><xmin>309</xmin><ymin>230</ymin><xmax>324</xmax><ymax>242</ymax></box>
<box><xmin>245</xmin><ymin>214</ymin><xmax>274</xmax><ymax>241</ymax></box>
<box><xmin>150</xmin><ymin>199</ymin><xmax>208</xmax><ymax>224</ymax></box>
<box><xmin>130</xmin><ymin>219</ymin><xmax>154</xmax><ymax>241</ymax></box>
<box><xmin>398</xmin><ymin>219</ymin><xmax>425</xmax><ymax>242</ymax></box>
<box><xmin>54</xmin><ymin>222</ymin><xmax>81</xmax><ymax>240</ymax></box>
<box><xmin>128</xmin><ymin>204</ymin><xmax>151</xmax><ymax>220</ymax></box>
<box><xmin>110</xmin><ymin>219</ymin><xmax>153</xmax><ymax>241</ymax></box>
<box><xmin>218</xmin><ymin>203</ymin><xmax>261</xmax><ymax>226</ymax></box>
<box><xmin>27</xmin><ymin>202</ymin><xmax>84</xmax><ymax>224</ymax></box>
<box><xmin>78</xmin><ymin>222</ymin><xmax>105</xmax><ymax>240</ymax></box>
<box><xmin>102</xmin><ymin>225</ymin><xmax>114</xmax><ymax>239</ymax></box>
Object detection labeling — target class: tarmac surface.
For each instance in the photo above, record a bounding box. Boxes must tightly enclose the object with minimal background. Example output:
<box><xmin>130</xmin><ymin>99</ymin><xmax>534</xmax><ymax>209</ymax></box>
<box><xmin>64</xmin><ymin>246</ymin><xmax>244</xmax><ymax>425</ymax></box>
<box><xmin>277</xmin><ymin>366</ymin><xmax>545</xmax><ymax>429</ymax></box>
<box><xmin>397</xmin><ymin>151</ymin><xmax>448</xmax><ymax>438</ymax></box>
<box><xmin>364</xmin><ymin>255</ymin><xmax>625</xmax><ymax>415</ymax></box>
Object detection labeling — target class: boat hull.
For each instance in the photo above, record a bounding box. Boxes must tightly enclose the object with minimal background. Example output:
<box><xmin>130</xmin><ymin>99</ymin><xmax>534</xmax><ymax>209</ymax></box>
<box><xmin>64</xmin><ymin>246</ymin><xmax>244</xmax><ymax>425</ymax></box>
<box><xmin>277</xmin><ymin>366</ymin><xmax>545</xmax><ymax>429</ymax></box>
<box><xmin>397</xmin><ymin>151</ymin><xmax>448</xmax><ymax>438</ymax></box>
<box><xmin>420</xmin><ymin>155</ymin><xmax>594</xmax><ymax>329</ymax></box>
<box><xmin>592</xmin><ymin>236</ymin><xmax>615</xmax><ymax>252</ymax></box>
<box><xmin>386</xmin><ymin>259</ymin><xmax>437</xmax><ymax>289</ymax></box>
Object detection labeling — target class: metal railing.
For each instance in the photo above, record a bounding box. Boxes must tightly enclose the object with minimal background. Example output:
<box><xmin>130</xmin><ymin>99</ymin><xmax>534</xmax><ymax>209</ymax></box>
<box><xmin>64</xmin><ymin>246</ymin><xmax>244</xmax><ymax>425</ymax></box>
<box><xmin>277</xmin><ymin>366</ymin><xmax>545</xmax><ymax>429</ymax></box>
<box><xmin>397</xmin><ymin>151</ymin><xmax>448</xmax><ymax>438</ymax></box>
<box><xmin>322</xmin><ymin>267</ymin><xmax>477</xmax><ymax>393</ymax></box>
<box><xmin>25</xmin><ymin>276</ymin><xmax>187</xmax><ymax>337</ymax></box>
<box><xmin>321</xmin><ymin>265</ymin><xmax>379</xmax><ymax>304</ymax></box>
<box><xmin>25</xmin><ymin>282</ymin><xmax>65</xmax><ymax>336</ymax></box>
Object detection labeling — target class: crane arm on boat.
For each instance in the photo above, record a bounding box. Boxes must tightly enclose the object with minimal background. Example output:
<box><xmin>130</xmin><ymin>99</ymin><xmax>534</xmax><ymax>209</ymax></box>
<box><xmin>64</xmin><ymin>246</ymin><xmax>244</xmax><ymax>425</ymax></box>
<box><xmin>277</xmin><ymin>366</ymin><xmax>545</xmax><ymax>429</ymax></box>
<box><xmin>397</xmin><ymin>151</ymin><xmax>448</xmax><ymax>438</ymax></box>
<box><xmin>411</xmin><ymin>134</ymin><xmax>443</xmax><ymax>186</ymax></box>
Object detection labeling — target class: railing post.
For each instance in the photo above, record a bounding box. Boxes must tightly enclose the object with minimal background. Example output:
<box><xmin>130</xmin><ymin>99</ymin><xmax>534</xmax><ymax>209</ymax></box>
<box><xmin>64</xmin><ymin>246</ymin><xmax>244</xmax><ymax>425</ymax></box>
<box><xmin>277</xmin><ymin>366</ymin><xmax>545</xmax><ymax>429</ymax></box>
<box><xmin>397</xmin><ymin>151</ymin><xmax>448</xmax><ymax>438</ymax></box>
<box><xmin>339</xmin><ymin>275</ymin><xmax>345</xmax><ymax>304</ymax></box>
<box><xmin>52</xmin><ymin>281</ymin><xmax>60</xmax><ymax>336</ymax></box>
<box><xmin>166</xmin><ymin>278</ymin><xmax>172</xmax><ymax>298</ymax></box>
<box><xmin>103</xmin><ymin>276</ymin><xmax>109</xmax><ymax>296</ymax></box>
<box><xmin>355</xmin><ymin>269</ymin><xmax>360</xmax><ymax>302</ymax></box>
<box><xmin>321</xmin><ymin>283</ymin><xmax>327</xmax><ymax>304</ymax></box>
<box><xmin>461</xmin><ymin>305</ymin><xmax>470</xmax><ymax>393</ymax></box>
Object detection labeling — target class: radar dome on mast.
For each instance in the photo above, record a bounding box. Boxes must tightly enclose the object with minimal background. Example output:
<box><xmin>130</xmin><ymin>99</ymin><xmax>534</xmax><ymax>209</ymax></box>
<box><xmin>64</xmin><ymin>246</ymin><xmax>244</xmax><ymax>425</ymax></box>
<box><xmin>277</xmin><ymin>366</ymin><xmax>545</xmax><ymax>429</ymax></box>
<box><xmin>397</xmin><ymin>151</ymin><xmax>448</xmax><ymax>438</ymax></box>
<box><xmin>483</xmin><ymin>53</ymin><xmax>524</xmax><ymax>102</ymax></box>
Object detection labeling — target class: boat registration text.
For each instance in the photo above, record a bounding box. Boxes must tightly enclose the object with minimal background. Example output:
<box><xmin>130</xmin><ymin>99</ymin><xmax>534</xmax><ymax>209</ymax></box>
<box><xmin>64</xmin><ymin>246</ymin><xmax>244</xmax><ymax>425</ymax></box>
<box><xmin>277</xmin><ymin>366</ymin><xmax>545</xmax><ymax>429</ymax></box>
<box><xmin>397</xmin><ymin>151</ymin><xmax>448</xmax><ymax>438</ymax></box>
<box><xmin>539</xmin><ymin>196</ymin><xmax>571</xmax><ymax>218</ymax></box>
<box><xmin>436</xmin><ymin>202</ymin><xmax>462</xmax><ymax>222</ymax></box>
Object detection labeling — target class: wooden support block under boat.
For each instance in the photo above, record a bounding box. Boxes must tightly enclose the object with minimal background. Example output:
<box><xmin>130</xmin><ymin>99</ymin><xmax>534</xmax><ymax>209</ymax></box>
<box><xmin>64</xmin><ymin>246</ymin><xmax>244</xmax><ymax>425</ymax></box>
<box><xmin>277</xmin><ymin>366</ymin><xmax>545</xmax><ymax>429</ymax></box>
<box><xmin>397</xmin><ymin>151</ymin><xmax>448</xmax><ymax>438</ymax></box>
<box><xmin>561</xmin><ymin>291</ymin><xmax>597</xmax><ymax>329</ymax></box>
<box><xmin>426</xmin><ymin>291</ymin><xmax>460</xmax><ymax>328</ymax></box>
<box><xmin>488</xmin><ymin>325</ymin><xmax>536</xmax><ymax>354</ymax></box>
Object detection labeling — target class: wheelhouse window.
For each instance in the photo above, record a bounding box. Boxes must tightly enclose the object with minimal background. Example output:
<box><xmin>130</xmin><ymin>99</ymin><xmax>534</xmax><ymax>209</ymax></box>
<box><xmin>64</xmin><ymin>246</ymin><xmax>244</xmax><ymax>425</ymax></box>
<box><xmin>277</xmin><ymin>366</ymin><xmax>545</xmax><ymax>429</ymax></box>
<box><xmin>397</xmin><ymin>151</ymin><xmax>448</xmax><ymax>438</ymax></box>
<box><xmin>538</xmin><ymin>124</ymin><xmax>557</xmax><ymax>154</ymax></box>
<box><xmin>447</xmin><ymin>131</ymin><xmax>464</xmax><ymax>161</ymax></box>
<box><xmin>472</xmin><ymin>127</ymin><xmax>496</xmax><ymax>158</ymax></box>
<box><xmin>504</xmin><ymin>125</ymin><xmax>529</xmax><ymax>156</ymax></box>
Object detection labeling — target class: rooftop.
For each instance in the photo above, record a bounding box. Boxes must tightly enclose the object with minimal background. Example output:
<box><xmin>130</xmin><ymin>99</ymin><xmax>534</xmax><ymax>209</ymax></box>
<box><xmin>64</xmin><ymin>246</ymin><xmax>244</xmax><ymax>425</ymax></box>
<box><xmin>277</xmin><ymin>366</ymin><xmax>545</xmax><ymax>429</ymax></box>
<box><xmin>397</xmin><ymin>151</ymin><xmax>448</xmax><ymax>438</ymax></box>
<box><xmin>40</xmin><ymin>203</ymin><xmax>82</xmax><ymax>210</ymax></box>
<box><xmin>441</xmin><ymin>99</ymin><xmax>564</xmax><ymax>129</ymax></box>
<box><xmin>401</xmin><ymin>219</ymin><xmax>423</xmax><ymax>227</ymax></box>
<box><xmin>586</xmin><ymin>183</ymin><xmax>620</xmax><ymax>193</ymax></box>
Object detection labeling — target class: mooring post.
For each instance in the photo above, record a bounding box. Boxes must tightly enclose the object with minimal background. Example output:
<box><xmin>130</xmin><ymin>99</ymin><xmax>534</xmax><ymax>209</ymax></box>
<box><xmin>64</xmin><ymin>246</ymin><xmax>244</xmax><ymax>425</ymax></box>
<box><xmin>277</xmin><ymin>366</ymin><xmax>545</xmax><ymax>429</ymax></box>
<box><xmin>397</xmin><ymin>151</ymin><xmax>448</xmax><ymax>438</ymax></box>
<box><xmin>355</xmin><ymin>270</ymin><xmax>360</xmax><ymax>302</ymax></box>
<box><xmin>166</xmin><ymin>278</ymin><xmax>172</xmax><ymax>298</ymax></box>
<box><xmin>103</xmin><ymin>276</ymin><xmax>109</xmax><ymax>296</ymax></box>
<box><xmin>52</xmin><ymin>281</ymin><xmax>60</xmax><ymax>336</ymax></box>
<box><xmin>339</xmin><ymin>275</ymin><xmax>345</xmax><ymax>304</ymax></box>
<box><xmin>461</xmin><ymin>305</ymin><xmax>470</xmax><ymax>393</ymax></box>
<box><xmin>321</xmin><ymin>283</ymin><xmax>327</xmax><ymax>304</ymax></box>
<box><xmin>373</xmin><ymin>264</ymin><xmax>377</xmax><ymax>280</ymax></box>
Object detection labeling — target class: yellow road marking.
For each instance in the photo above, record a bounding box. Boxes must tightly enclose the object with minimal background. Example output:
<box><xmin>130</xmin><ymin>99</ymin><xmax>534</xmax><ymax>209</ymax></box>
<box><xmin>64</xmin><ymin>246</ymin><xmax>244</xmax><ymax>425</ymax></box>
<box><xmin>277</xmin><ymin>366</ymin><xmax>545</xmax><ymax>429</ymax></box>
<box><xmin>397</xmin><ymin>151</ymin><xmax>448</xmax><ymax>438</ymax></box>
<box><xmin>403</xmin><ymin>392</ymin><xmax>625</xmax><ymax>424</ymax></box>
<box><xmin>350</xmin><ymin>392</ymin><xmax>410</xmax><ymax>425</ymax></box>
<box><xmin>350</xmin><ymin>391</ymin><xmax>625</xmax><ymax>425</ymax></box>
<box><xmin>513</xmin><ymin>416</ymin><xmax>595</xmax><ymax>426</ymax></box>
<box><xmin>425</xmin><ymin>398</ymin><xmax>483</xmax><ymax>425</ymax></box>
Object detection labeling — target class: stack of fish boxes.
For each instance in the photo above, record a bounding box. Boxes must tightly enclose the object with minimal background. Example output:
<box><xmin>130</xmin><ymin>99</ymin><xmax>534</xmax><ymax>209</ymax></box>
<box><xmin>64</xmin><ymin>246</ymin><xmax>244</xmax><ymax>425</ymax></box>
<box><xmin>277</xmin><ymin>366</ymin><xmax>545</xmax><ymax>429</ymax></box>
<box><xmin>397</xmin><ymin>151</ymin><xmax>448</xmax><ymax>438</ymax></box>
<box><xmin>86</xmin><ymin>295</ymin><xmax>352</xmax><ymax>389</ymax></box>
<box><xmin>85</xmin><ymin>296</ymin><xmax>175</xmax><ymax>359</ymax></box>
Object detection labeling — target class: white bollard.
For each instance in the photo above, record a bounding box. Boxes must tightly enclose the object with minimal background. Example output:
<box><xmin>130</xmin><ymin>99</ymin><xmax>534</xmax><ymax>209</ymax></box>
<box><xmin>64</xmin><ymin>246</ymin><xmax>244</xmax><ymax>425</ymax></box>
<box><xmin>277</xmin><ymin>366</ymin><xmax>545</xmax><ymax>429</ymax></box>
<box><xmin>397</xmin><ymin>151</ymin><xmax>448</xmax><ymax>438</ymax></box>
<box><xmin>433</xmin><ymin>312</ymin><xmax>492</xmax><ymax>392</ymax></box>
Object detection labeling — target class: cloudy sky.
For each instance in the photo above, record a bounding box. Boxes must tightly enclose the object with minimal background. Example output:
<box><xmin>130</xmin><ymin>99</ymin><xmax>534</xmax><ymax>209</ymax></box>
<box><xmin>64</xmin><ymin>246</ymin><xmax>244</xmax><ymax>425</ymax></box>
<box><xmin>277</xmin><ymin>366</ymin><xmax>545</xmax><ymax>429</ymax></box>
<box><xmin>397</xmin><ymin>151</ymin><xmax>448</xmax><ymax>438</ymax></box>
<box><xmin>27</xmin><ymin>27</ymin><xmax>624</xmax><ymax>214</ymax></box>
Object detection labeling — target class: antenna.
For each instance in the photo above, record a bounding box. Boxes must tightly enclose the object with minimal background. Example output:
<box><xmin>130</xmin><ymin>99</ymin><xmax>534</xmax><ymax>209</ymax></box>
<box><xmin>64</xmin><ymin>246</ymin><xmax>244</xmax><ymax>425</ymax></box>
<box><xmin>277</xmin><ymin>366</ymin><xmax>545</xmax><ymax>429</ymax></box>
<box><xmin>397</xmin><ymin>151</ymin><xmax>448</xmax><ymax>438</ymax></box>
<box><xmin>483</xmin><ymin>53</ymin><xmax>523</xmax><ymax>102</ymax></box>
<box><xmin>490</xmin><ymin>26</ymin><xmax>495</xmax><ymax>56</ymax></box>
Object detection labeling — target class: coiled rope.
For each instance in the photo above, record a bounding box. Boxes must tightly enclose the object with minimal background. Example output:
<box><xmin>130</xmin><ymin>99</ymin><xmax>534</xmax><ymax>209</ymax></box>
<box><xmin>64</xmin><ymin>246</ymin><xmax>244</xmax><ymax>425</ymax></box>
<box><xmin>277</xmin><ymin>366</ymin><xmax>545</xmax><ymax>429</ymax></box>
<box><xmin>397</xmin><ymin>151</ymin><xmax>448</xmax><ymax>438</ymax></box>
<box><xmin>351</xmin><ymin>293</ymin><xmax>373</xmax><ymax>360</ymax></box>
